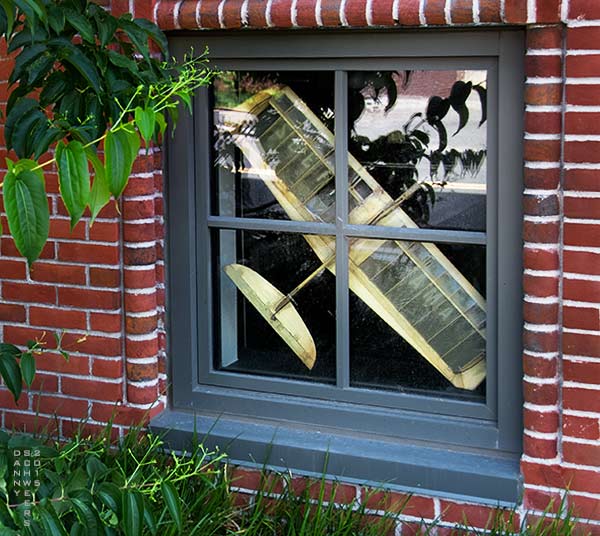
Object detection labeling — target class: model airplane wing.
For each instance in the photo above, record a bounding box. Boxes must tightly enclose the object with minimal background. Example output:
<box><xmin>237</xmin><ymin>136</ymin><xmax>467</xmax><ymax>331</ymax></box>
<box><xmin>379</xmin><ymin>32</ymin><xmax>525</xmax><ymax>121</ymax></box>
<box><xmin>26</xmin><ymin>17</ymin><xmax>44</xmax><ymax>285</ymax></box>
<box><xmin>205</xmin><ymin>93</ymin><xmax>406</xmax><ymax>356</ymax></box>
<box><xmin>218</xmin><ymin>86</ymin><xmax>486</xmax><ymax>390</ymax></box>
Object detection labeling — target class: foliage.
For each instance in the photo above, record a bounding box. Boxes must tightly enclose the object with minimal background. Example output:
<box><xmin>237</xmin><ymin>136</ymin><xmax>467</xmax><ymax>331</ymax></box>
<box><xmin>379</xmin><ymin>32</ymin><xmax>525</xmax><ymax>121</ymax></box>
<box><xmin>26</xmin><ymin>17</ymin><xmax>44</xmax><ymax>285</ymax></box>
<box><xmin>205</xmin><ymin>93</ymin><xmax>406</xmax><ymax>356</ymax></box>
<box><xmin>0</xmin><ymin>423</ymin><xmax>586</xmax><ymax>535</ymax></box>
<box><xmin>0</xmin><ymin>0</ymin><xmax>213</xmax><ymax>266</ymax></box>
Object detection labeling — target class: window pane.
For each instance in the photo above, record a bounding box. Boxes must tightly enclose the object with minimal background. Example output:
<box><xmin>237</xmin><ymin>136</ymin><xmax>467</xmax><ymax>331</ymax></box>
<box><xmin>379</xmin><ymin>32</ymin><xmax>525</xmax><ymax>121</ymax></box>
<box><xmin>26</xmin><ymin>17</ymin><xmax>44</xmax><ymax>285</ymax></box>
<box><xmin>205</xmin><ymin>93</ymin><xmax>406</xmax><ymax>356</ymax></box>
<box><xmin>213</xmin><ymin>228</ymin><xmax>336</xmax><ymax>384</ymax></box>
<box><xmin>347</xmin><ymin>70</ymin><xmax>487</xmax><ymax>232</ymax></box>
<box><xmin>212</xmin><ymin>71</ymin><xmax>336</xmax><ymax>223</ymax></box>
<box><xmin>349</xmin><ymin>237</ymin><xmax>486</xmax><ymax>400</ymax></box>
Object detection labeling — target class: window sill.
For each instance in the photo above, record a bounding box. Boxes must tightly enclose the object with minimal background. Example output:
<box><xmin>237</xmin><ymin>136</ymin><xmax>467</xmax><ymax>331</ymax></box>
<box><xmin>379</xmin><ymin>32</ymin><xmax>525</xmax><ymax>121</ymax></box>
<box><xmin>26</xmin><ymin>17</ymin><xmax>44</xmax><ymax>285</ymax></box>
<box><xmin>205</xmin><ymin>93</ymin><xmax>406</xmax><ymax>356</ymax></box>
<box><xmin>150</xmin><ymin>408</ymin><xmax>521</xmax><ymax>505</ymax></box>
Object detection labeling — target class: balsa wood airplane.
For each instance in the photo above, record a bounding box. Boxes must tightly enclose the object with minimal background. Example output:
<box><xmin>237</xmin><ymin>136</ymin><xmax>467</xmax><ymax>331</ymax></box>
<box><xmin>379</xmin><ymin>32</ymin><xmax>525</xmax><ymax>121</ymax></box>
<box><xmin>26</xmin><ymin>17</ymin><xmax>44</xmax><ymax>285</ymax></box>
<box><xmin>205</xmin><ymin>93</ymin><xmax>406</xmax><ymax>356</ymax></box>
<box><xmin>217</xmin><ymin>86</ymin><xmax>486</xmax><ymax>390</ymax></box>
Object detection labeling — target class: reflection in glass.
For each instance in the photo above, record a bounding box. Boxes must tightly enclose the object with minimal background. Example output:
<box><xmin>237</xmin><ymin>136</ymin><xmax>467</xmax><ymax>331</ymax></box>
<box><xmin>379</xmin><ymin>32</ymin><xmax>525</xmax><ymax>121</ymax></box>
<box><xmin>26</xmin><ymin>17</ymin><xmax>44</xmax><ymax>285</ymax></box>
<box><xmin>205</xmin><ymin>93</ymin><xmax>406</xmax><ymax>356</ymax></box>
<box><xmin>350</xmin><ymin>239</ymin><xmax>486</xmax><ymax>399</ymax></box>
<box><xmin>213</xmin><ymin>229</ymin><xmax>336</xmax><ymax>384</ymax></box>
<box><xmin>348</xmin><ymin>70</ymin><xmax>488</xmax><ymax>231</ymax></box>
<box><xmin>211</xmin><ymin>71</ymin><xmax>335</xmax><ymax>222</ymax></box>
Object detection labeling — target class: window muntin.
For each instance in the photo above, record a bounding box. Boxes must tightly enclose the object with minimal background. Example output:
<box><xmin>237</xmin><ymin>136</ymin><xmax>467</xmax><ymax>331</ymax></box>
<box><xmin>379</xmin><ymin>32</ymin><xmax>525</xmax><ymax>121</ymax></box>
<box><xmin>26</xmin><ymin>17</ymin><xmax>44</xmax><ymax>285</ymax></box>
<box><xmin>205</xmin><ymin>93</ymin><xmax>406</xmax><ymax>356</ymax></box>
<box><xmin>209</xmin><ymin>68</ymin><xmax>490</xmax><ymax>402</ymax></box>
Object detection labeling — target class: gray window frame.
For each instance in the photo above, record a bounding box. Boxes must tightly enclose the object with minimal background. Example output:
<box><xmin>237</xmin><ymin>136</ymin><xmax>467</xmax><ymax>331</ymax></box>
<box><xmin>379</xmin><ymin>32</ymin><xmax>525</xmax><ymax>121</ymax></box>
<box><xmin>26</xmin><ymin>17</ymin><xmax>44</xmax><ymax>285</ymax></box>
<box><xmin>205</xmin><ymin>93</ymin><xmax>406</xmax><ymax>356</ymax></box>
<box><xmin>159</xmin><ymin>30</ymin><xmax>524</xmax><ymax>502</ymax></box>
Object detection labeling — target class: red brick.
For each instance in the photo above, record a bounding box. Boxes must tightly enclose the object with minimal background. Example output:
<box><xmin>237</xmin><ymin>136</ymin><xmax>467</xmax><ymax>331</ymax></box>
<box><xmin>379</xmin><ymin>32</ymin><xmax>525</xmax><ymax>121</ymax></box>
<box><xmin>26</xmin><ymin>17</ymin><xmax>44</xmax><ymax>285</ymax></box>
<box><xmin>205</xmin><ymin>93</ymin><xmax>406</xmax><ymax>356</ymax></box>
<box><xmin>564</xmin><ymin>251</ymin><xmax>600</xmax><ymax>276</ymax></box>
<box><xmin>124</xmin><ymin>292</ymin><xmax>157</xmax><ymax>313</ymax></box>
<box><xmin>90</xmin><ymin>312</ymin><xmax>122</xmax><ymax>332</ymax></box>
<box><xmin>566</xmin><ymin>112</ymin><xmax>600</xmax><ymax>136</ymax></box>
<box><xmin>320</xmin><ymin>0</ymin><xmax>342</xmax><ymax>25</ymax></box>
<box><xmin>567</xmin><ymin>55</ymin><xmax>600</xmax><ymax>78</ymax></box>
<box><xmin>246</xmin><ymin>0</ymin><xmax>268</xmax><ymax>26</ymax></box>
<box><xmin>3</xmin><ymin>282</ymin><xmax>56</xmax><ymax>304</ymax></box>
<box><xmin>344</xmin><ymin>0</ymin><xmax>367</xmax><ymax>26</ymax></box>
<box><xmin>123</xmin><ymin>246</ymin><xmax>157</xmax><ymax>265</ymax></box>
<box><xmin>525</xmin><ymin>112</ymin><xmax>561</xmax><ymax>134</ymax></box>
<box><xmin>564</xmin><ymin>386</ymin><xmax>600</xmax><ymax>412</ymax></box>
<box><xmin>0</xmin><ymin>259</ymin><xmax>27</xmax><ymax>279</ymax></box>
<box><xmin>523</xmin><ymin>434</ymin><xmax>557</xmax><ymax>459</ymax></box>
<box><xmin>563</xmin><ymin>332</ymin><xmax>600</xmax><ymax>357</ymax></box>
<box><xmin>524</xmin><ymin>139</ymin><xmax>561</xmax><ymax>162</ymax></box>
<box><xmin>564</xmin><ymin>278</ymin><xmax>600</xmax><ymax>303</ymax></box>
<box><xmin>0</xmin><ymin>303</ymin><xmax>25</xmax><ymax>322</ymax></box>
<box><xmin>524</xmin><ymin>354</ymin><xmax>557</xmax><ymax>378</ymax></box>
<box><xmin>523</xmin><ymin>248</ymin><xmax>559</xmax><ymax>270</ymax></box>
<box><xmin>569</xmin><ymin>0</ymin><xmax>600</xmax><ymax>20</ymax></box>
<box><xmin>123</xmin><ymin>222</ymin><xmax>155</xmax><ymax>243</ymax></box>
<box><xmin>222</xmin><ymin>0</ymin><xmax>244</xmax><ymax>28</ymax></box>
<box><xmin>58</xmin><ymin>287</ymin><xmax>120</xmax><ymax>310</ymax></box>
<box><xmin>123</xmin><ymin>267</ymin><xmax>156</xmax><ymax>289</ymax></box>
<box><xmin>61</xmin><ymin>420</ymin><xmax>121</xmax><ymax>442</ymax></box>
<box><xmin>523</xmin><ymin>329</ymin><xmax>559</xmax><ymax>354</ymax></box>
<box><xmin>565</xmin><ymin>197</ymin><xmax>600</xmax><ymax>219</ymax></box>
<box><xmin>155</xmin><ymin>0</ymin><xmax>177</xmax><ymax>29</ymax></box>
<box><xmin>567</xmin><ymin>84</ymin><xmax>600</xmax><ymax>106</ymax></box>
<box><xmin>126</xmin><ymin>337</ymin><xmax>158</xmax><ymax>359</ymax></box>
<box><xmin>563</xmin><ymin>414</ymin><xmax>600</xmax><ymax>440</ymax></box>
<box><xmin>127</xmin><ymin>361</ymin><xmax>158</xmax><ymax>381</ymax></box>
<box><xmin>133</xmin><ymin>0</ymin><xmax>153</xmax><ymax>19</ymax></box>
<box><xmin>290</xmin><ymin>477</ymin><xmax>356</xmax><ymax>503</ymax></box>
<box><xmin>92</xmin><ymin>358</ymin><xmax>123</xmax><ymax>379</ymax></box>
<box><xmin>177</xmin><ymin>0</ymin><xmax>197</xmax><ymax>29</ymax></box>
<box><xmin>111</xmin><ymin>0</ymin><xmax>129</xmax><ymax>16</ymax></box>
<box><xmin>58</xmin><ymin>243</ymin><xmax>119</xmax><ymax>265</ymax></box>
<box><xmin>450</xmin><ymin>0</ymin><xmax>472</xmax><ymax>24</ymax></box>
<box><xmin>90</xmin><ymin>267</ymin><xmax>121</xmax><ymax>287</ymax></box>
<box><xmin>364</xmin><ymin>490</ymin><xmax>434</xmax><ymax>518</ymax></box>
<box><xmin>124</xmin><ymin>176</ymin><xmax>156</xmax><ymax>196</ymax></box>
<box><xmin>524</xmin><ymin>408</ymin><xmax>558</xmax><ymax>434</ymax></box>
<box><xmin>524</xmin><ymin>301</ymin><xmax>558</xmax><ymax>325</ymax></box>
<box><xmin>523</xmin><ymin>194</ymin><xmax>559</xmax><ymax>217</ymax></box>
<box><xmin>371</xmin><ymin>0</ymin><xmax>394</xmax><ymax>25</ymax></box>
<box><xmin>564</xmin><ymin>359</ymin><xmax>600</xmax><ymax>384</ymax></box>
<box><xmin>4</xmin><ymin>412</ymin><xmax>57</xmax><ymax>435</ymax></box>
<box><xmin>479</xmin><ymin>0</ymin><xmax>500</xmax><ymax>22</ymax></box>
<box><xmin>126</xmin><ymin>314</ymin><xmax>158</xmax><ymax>334</ymax></box>
<box><xmin>536</xmin><ymin>0</ymin><xmax>559</xmax><ymax>22</ymax></box>
<box><xmin>563</xmin><ymin>306</ymin><xmax>600</xmax><ymax>331</ymax></box>
<box><xmin>565</xmin><ymin>169</ymin><xmax>600</xmax><ymax>192</ymax></box>
<box><xmin>563</xmin><ymin>442</ymin><xmax>600</xmax><ymax>467</ymax></box>
<box><xmin>527</xmin><ymin>26</ymin><xmax>562</xmax><ymax>50</ymax></box>
<box><xmin>398</xmin><ymin>0</ymin><xmax>420</xmax><ymax>25</ymax></box>
<box><xmin>37</xmin><ymin>352</ymin><xmax>88</xmax><ymax>375</ymax></box>
<box><xmin>33</xmin><ymin>395</ymin><xmax>89</xmax><ymax>418</ymax></box>
<box><xmin>30</xmin><ymin>262</ymin><xmax>86</xmax><ymax>285</ymax></box>
<box><xmin>62</xmin><ymin>377</ymin><xmax>123</xmax><ymax>401</ymax></box>
<box><xmin>49</xmin><ymin>219</ymin><xmax>86</xmax><ymax>240</ymax></box>
<box><xmin>295</xmin><ymin>0</ymin><xmax>317</xmax><ymax>27</ymax></box>
<box><xmin>526</xmin><ymin>55</ymin><xmax>561</xmax><ymax>78</ymax></box>
<box><xmin>523</xmin><ymin>274</ymin><xmax>559</xmax><ymax>298</ymax></box>
<box><xmin>91</xmin><ymin>402</ymin><xmax>163</xmax><ymax>426</ymax></box>
<box><xmin>523</xmin><ymin>221</ymin><xmax>559</xmax><ymax>243</ymax></box>
<box><xmin>521</xmin><ymin>460</ymin><xmax>564</xmax><ymax>488</ymax></box>
<box><xmin>565</xmin><ymin>222</ymin><xmax>600</xmax><ymax>247</ymax></box>
<box><xmin>29</xmin><ymin>306</ymin><xmax>86</xmax><ymax>330</ymax></box>
<box><xmin>523</xmin><ymin>381</ymin><xmax>558</xmax><ymax>405</ymax></box>
<box><xmin>424</xmin><ymin>0</ymin><xmax>446</xmax><ymax>25</ymax></box>
<box><xmin>0</xmin><ymin>389</ymin><xmax>28</xmax><ymax>411</ymax></box>
<box><xmin>570</xmin><ymin>495</ymin><xmax>600</xmax><ymax>521</ymax></box>
<box><xmin>88</xmin><ymin>221</ymin><xmax>119</xmax><ymax>242</ymax></box>
<box><xmin>440</xmin><ymin>502</ymin><xmax>516</xmax><ymax>530</ymax></box>
<box><xmin>523</xmin><ymin>488</ymin><xmax>563</xmax><ymax>514</ymax></box>
<box><xmin>504</xmin><ymin>0</ymin><xmax>527</xmax><ymax>23</ymax></box>
<box><xmin>126</xmin><ymin>382</ymin><xmax>159</xmax><ymax>404</ymax></box>
<box><xmin>524</xmin><ymin>167</ymin><xmax>560</xmax><ymax>190</ymax></box>
<box><xmin>1</xmin><ymin>238</ymin><xmax>55</xmax><ymax>260</ymax></box>
<box><xmin>72</xmin><ymin>334</ymin><xmax>121</xmax><ymax>357</ymax></box>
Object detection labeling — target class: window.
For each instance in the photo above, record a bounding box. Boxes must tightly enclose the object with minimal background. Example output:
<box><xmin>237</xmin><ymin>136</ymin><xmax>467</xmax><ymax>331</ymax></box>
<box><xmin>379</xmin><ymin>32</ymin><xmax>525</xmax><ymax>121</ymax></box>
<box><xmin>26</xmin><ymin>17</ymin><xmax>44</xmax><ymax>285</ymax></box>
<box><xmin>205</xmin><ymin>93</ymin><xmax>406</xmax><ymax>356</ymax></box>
<box><xmin>161</xmin><ymin>31</ymin><xmax>525</xmax><ymax>502</ymax></box>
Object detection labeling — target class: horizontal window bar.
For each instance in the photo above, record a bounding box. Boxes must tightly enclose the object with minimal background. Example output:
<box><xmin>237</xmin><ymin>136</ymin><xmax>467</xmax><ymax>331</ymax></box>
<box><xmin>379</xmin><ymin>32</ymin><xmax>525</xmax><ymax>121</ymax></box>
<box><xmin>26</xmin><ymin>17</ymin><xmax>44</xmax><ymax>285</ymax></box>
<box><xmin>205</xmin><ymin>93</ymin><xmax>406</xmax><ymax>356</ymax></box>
<box><xmin>344</xmin><ymin>225</ymin><xmax>487</xmax><ymax>245</ymax></box>
<box><xmin>207</xmin><ymin>216</ymin><xmax>336</xmax><ymax>235</ymax></box>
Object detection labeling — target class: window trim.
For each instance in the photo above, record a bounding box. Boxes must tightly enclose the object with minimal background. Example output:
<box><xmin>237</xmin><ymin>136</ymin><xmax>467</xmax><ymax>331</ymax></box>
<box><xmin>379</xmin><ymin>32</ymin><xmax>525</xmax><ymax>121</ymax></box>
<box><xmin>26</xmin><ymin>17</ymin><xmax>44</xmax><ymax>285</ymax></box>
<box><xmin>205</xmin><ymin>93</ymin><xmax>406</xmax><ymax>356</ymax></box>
<box><xmin>161</xmin><ymin>30</ymin><xmax>524</xmax><ymax>501</ymax></box>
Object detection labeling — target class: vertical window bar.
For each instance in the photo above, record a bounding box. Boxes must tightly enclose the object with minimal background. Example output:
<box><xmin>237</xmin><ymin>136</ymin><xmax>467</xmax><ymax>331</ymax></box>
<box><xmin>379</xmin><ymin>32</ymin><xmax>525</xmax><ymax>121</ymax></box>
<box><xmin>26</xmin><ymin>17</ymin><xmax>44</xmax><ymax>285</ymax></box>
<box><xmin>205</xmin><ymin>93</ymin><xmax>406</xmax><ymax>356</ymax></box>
<box><xmin>335</xmin><ymin>71</ymin><xmax>350</xmax><ymax>389</ymax></box>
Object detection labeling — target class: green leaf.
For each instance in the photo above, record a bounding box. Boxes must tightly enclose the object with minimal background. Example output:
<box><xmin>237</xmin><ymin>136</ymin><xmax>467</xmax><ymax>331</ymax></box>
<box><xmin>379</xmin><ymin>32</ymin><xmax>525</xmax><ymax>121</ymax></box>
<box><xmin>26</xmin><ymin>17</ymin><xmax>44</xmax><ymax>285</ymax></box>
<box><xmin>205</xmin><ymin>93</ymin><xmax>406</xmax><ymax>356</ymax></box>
<box><xmin>5</xmin><ymin>98</ymin><xmax>38</xmax><ymax>149</ymax></box>
<box><xmin>0</xmin><ymin>0</ymin><xmax>15</xmax><ymax>35</ymax></box>
<box><xmin>9</xmin><ymin>43</ymin><xmax>47</xmax><ymax>85</ymax></box>
<box><xmin>48</xmin><ymin>37</ymin><xmax>102</xmax><ymax>94</ymax></box>
<box><xmin>0</xmin><ymin>344</ymin><xmax>21</xmax><ymax>403</ymax></box>
<box><xmin>119</xmin><ymin>19</ymin><xmax>150</xmax><ymax>63</ymax></box>
<box><xmin>155</xmin><ymin>112</ymin><xmax>167</xmax><ymax>136</ymax></box>
<box><xmin>122</xmin><ymin>490</ymin><xmax>144</xmax><ymax>536</ymax></box>
<box><xmin>86</xmin><ymin>148</ymin><xmax>110</xmax><ymax>225</ymax></box>
<box><xmin>142</xmin><ymin>499</ymin><xmax>157</xmax><ymax>535</ymax></box>
<box><xmin>161</xmin><ymin>481</ymin><xmax>182</xmax><ymax>532</ymax></box>
<box><xmin>70</xmin><ymin>498</ymin><xmax>100</xmax><ymax>534</ymax></box>
<box><xmin>85</xmin><ymin>455</ymin><xmax>108</xmax><ymax>481</ymax></box>
<box><xmin>11</xmin><ymin>108</ymin><xmax>47</xmax><ymax>158</ymax></box>
<box><xmin>47</xmin><ymin>5</ymin><xmax>65</xmax><ymax>33</ymax></box>
<box><xmin>133</xmin><ymin>18</ymin><xmax>168</xmax><ymax>54</ymax></box>
<box><xmin>56</xmin><ymin>140</ymin><xmax>91</xmax><ymax>228</ymax></box>
<box><xmin>38</xmin><ymin>504</ymin><xmax>68</xmax><ymax>536</ymax></box>
<box><xmin>134</xmin><ymin>106</ymin><xmax>156</xmax><ymax>147</ymax></box>
<box><xmin>3</xmin><ymin>168</ymin><xmax>50</xmax><ymax>266</ymax></box>
<box><xmin>104</xmin><ymin>126</ymin><xmax>140</xmax><ymax>198</ymax></box>
<box><xmin>14</xmin><ymin>0</ymin><xmax>46</xmax><ymax>22</ymax></box>
<box><xmin>64</xmin><ymin>8</ymin><xmax>95</xmax><ymax>44</ymax></box>
<box><xmin>97</xmin><ymin>482</ymin><xmax>121</xmax><ymax>515</ymax></box>
<box><xmin>19</xmin><ymin>352</ymin><xmax>35</xmax><ymax>388</ymax></box>
<box><xmin>107</xmin><ymin>49</ymin><xmax>139</xmax><ymax>74</ymax></box>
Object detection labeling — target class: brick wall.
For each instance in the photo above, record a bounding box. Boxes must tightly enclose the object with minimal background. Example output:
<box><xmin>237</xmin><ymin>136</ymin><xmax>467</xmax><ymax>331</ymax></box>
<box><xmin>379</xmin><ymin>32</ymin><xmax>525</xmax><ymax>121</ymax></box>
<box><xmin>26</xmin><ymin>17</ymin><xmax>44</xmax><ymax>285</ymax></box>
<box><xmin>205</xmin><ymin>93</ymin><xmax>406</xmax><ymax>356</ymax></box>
<box><xmin>1</xmin><ymin>0</ymin><xmax>600</xmax><ymax>532</ymax></box>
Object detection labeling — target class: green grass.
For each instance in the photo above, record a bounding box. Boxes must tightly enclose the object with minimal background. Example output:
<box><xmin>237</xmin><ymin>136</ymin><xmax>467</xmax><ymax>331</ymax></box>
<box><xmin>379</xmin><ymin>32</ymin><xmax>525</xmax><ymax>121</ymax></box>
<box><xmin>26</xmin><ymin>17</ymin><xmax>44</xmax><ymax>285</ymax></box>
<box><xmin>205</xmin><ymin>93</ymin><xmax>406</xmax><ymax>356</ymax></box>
<box><xmin>0</xmin><ymin>424</ymin><xmax>586</xmax><ymax>535</ymax></box>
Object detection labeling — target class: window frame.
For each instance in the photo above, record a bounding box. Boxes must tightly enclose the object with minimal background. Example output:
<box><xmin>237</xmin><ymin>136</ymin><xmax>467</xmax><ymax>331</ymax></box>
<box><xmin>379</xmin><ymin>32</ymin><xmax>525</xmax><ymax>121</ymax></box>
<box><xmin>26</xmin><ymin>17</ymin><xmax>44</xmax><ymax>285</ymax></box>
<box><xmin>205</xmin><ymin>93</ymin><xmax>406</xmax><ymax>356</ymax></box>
<box><xmin>162</xmin><ymin>30</ymin><xmax>524</xmax><ymax>501</ymax></box>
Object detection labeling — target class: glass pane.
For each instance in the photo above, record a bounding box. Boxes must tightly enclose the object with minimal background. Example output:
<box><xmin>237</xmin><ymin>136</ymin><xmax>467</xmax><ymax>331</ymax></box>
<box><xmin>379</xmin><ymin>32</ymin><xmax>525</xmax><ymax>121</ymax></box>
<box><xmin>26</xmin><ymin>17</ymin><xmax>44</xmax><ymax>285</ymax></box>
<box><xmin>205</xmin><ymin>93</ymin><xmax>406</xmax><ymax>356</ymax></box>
<box><xmin>213</xmin><ymin>228</ymin><xmax>336</xmax><ymax>384</ymax></box>
<box><xmin>349</xmin><ymin>237</ymin><xmax>486</xmax><ymax>400</ymax></box>
<box><xmin>211</xmin><ymin>71</ymin><xmax>336</xmax><ymax>223</ymax></box>
<box><xmin>347</xmin><ymin>70</ymin><xmax>487</xmax><ymax>232</ymax></box>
